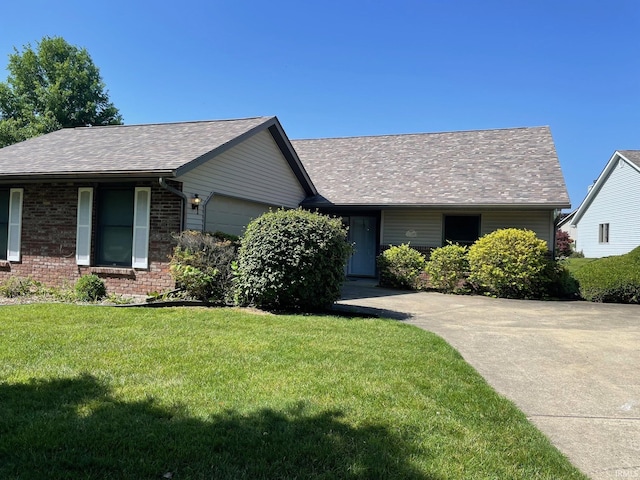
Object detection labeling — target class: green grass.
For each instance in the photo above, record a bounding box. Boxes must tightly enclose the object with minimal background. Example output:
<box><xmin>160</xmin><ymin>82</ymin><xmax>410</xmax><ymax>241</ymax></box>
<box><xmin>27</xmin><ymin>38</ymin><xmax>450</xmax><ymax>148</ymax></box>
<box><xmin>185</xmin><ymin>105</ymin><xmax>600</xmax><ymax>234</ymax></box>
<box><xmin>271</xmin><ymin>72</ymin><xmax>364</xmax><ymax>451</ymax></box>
<box><xmin>0</xmin><ymin>305</ymin><xmax>586</xmax><ymax>479</ymax></box>
<box><xmin>561</xmin><ymin>257</ymin><xmax>597</xmax><ymax>274</ymax></box>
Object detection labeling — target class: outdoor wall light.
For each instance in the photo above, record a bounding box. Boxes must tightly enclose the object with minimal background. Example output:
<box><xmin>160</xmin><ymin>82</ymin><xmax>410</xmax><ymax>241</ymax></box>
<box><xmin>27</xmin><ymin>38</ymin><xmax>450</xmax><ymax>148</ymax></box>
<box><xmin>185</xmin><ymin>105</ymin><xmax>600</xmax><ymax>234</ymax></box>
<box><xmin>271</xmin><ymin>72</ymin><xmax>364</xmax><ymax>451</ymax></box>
<box><xmin>191</xmin><ymin>193</ymin><xmax>201</xmax><ymax>213</ymax></box>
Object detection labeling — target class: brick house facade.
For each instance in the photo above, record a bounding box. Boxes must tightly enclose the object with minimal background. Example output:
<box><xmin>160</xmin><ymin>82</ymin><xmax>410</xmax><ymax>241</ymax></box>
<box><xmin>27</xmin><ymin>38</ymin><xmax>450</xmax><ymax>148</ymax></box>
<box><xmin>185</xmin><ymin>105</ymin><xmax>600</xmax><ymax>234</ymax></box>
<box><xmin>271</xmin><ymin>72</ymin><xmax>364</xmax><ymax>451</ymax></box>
<box><xmin>0</xmin><ymin>181</ymin><xmax>182</xmax><ymax>296</ymax></box>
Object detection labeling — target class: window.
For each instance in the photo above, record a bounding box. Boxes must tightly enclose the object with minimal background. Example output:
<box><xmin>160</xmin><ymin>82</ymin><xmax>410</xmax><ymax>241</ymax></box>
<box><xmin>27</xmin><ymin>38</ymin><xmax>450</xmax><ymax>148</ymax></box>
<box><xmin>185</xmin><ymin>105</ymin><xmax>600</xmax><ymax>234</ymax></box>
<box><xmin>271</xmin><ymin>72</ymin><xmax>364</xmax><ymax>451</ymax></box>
<box><xmin>443</xmin><ymin>215</ymin><xmax>480</xmax><ymax>245</ymax></box>
<box><xmin>76</xmin><ymin>186</ymin><xmax>150</xmax><ymax>268</ymax></box>
<box><xmin>0</xmin><ymin>188</ymin><xmax>23</xmax><ymax>261</ymax></box>
<box><xmin>599</xmin><ymin>223</ymin><xmax>609</xmax><ymax>244</ymax></box>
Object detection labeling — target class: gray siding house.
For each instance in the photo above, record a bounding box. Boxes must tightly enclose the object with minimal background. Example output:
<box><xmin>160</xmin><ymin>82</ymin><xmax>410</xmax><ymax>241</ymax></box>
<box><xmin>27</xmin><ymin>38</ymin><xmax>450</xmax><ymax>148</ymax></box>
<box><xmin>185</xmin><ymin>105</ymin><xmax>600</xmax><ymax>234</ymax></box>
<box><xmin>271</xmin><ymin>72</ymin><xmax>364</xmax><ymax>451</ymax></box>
<box><xmin>0</xmin><ymin>117</ymin><xmax>571</xmax><ymax>293</ymax></box>
<box><xmin>568</xmin><ymin>150</ymin><xmax>640</xmax><ymax>257</ymax></box>
<box><xmin>292</xmin><ymin>126</ymin><xmax>570</xmax><ymax>276</ymax></box>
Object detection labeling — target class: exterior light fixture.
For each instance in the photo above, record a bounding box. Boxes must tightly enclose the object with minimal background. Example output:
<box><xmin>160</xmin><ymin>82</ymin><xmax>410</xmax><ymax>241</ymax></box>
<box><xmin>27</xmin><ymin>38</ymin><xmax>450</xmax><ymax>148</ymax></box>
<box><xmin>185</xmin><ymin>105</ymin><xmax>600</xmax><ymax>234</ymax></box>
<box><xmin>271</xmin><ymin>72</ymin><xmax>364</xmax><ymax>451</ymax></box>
<box><xmin>191</xmin><ymin>193</ymin><xmax>201</xmax><ymax>213</ymax></box>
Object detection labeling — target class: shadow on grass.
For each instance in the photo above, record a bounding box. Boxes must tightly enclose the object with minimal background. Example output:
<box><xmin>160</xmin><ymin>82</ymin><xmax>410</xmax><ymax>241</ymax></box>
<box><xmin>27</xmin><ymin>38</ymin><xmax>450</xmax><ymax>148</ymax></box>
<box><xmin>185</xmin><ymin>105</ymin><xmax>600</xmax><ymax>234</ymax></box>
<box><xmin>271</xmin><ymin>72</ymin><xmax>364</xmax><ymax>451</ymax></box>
<box><xmin>0</xmin><ymin>374</ymin><xmax>437</xmax><ymax>479</ymax></box>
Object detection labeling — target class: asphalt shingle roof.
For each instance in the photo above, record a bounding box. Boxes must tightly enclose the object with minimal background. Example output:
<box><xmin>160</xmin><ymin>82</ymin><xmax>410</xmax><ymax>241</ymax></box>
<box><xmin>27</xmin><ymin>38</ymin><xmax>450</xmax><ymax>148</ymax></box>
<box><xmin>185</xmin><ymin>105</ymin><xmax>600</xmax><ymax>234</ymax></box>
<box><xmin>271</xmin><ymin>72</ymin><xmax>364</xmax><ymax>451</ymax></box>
<box><xmin>0</xmin><ymin>116</ymin><xmax>273</xmax><ymax>177</ymax></box>
<box><xmin>619</xmin><ymin>150</ymin><xmax>640</xmax><ymax>169</ymax></box>
<box><xmin>292</xmin><ymin>126</ymin><xmax>570</xmax><ymax>207</ymax></box>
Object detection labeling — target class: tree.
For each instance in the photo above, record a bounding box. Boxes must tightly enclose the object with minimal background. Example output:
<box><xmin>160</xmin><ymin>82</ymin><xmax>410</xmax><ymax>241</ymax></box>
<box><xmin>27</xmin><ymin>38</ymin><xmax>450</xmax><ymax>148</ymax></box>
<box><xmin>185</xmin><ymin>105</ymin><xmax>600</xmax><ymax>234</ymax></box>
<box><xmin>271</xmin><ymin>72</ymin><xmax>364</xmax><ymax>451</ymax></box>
<box><xmin>0</xmin><ymin>36</ymin><xmax>122</xmax><ymax>147</ymax></box>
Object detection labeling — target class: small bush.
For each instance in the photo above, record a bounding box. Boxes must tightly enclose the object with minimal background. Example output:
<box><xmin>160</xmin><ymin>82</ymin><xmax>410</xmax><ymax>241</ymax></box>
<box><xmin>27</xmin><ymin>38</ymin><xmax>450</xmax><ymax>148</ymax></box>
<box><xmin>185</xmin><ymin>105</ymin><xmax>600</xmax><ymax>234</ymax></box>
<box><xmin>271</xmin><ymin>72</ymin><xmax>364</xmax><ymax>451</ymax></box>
<box><xmin>572</xmin><ymin>247</ymin><xmax>640</xmax><ymax>303</ymax></box>
<box><xmin>0</xmin><ymin>276</ymin><xmax>38</xmax><ymax>298</ymax></box>
<box><xmin>426</xmin><ymin>243</ymin><xmax>469</xmax><ymax>293</ymax></box>
<box><xmin>234</xmin><ymin>209</ymin><xmax>352</xmax><ymax>311</ymax></box>
<box><xmin>555</xmin><ymin>230</ymin><xmax>574</xmax><ymax>257</ymax></box>
<box><xmin>377</xmin><ymin>244</ymin><xmax>427</xmax><ymax>290</ymax></box>
<box><xmin>75</xmin><ymin>274</ymin><xmax>107</xmax><ymax>302</ymax></box>
<box><xmin>169</xmin><ymin>230</ymin><xmax>238</xmax><ymax>303</ymax></box>
<box><xmin>467</xmin><ymin>228</ymin><xmax>551</xmax><ymax>299</ymax></box>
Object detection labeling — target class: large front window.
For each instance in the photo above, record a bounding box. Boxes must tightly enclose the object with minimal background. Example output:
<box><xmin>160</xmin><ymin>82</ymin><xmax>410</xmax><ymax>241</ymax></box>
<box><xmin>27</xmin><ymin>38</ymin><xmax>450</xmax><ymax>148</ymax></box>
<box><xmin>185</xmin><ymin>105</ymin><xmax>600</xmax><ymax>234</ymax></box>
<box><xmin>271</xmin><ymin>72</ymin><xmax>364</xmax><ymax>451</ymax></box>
<box><xmin>76</xmin><ymin>186</ymin><xmax>150</xmax><ymax>269</ymax></box>
<box><xmin>97</xmin><ymin>188</ymin><xmax>135</xmax><ymax>266</ymax></box>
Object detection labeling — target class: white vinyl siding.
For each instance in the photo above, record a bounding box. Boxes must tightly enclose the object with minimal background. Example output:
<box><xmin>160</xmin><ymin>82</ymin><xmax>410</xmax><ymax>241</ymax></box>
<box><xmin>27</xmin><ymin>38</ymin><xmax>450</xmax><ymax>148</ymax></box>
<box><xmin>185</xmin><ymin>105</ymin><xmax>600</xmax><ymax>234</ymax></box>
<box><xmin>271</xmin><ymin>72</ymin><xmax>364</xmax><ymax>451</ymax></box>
<box><xmin>76</xmin><ymin>188</ymin><xmax>94</xmax><ymax>265</ymax></box>
<box><xmin>7</xmin><ymin>188</ymin><xmax>23</xmax><ymax>262</ymax></box>
<box><xmin>382</xmin><ymin>209</ymin><xmax>554</xmax><ymax>248</ymax></box>
<box><xmin>575</xmin><ymin>158</ymin><xmax>640</xmax><ymax>257</ymax></box>
<box><xmin>382</xmin><ymin>210</ymin><xmax>443</xmax><ymax>246</ymax></box>
<box><xmin>481</xmin><ymin>210</ymin><xmax>554</xmax><ymax>246</ymax></box>
<box><xmin>132</xmin><ymin>187</ymin><xmax>151</xmax><ymax>269</ymax></box>
<box><xmin>178</xmin><ymin>130</ymin><xmax>306</xmax><ymax>231</ymax></box>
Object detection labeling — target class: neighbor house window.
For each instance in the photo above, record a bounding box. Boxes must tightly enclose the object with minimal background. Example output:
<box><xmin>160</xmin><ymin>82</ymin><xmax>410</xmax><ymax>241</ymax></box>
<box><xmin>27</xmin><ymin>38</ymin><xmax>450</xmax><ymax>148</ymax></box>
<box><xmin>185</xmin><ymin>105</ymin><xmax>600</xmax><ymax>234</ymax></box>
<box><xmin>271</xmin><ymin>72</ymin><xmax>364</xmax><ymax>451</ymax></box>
<box><xmin>0</xmin><ymin>188</ymin><xmax>23</xmax><ymax>261</ymax></box>
<box><xmin>443</xmin><ymin>215</ymin><xmax>480</xmax><ymax>245</ymax></box>
<box><xmin>599</xmin><ymin>223</ymin><xmax>609</xmax><ymax>244</ymax></box>
<box><xmin>76</xmin><ymin>186</ymin><xmax>150</xmax><ymax>268</ymax></box>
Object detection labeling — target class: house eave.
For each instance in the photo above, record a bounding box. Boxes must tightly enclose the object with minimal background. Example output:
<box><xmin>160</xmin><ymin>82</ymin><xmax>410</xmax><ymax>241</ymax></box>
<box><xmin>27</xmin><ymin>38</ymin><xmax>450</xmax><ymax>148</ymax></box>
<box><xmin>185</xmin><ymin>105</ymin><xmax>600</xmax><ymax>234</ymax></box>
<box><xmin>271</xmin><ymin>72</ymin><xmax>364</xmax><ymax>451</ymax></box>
<box><xmin>302</xmin><ymin>201</ymin><xmax>571</xmax><ymax>210</ymax></box>
<box><xmin>0</xmin><ymin>170</ymin><xmax>176</xmax><ymax>184</ymax></box>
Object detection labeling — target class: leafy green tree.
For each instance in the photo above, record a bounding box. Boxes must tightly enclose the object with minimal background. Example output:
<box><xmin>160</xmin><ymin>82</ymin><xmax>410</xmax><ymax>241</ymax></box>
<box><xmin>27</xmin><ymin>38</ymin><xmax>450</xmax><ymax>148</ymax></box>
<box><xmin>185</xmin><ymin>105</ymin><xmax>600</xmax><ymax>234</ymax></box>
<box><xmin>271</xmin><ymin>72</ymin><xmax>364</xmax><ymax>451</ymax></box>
<box><xmin>0</xmin><ymin>36</ymin><xmax>122</xmax><ymax>147</ymax></box>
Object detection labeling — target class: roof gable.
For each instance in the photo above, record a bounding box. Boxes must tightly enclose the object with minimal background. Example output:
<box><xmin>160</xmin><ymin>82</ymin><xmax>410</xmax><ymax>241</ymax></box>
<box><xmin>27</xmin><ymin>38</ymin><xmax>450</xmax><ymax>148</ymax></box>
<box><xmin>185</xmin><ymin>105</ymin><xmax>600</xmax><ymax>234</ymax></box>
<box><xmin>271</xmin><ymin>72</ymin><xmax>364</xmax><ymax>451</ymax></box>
<box><xmin>571</xmin><ymin>150</ymin><xmax>640</xmax><ymax>225</ymax></box>
<box><xmin>0</xmin><ymin>117</ymin><xmax>315</xmax><ymax>195</ymax></box>
<box><xmin>292</xmin><ymin>126</ymin><xmax>570</xmax><ymax>208</ymax></box>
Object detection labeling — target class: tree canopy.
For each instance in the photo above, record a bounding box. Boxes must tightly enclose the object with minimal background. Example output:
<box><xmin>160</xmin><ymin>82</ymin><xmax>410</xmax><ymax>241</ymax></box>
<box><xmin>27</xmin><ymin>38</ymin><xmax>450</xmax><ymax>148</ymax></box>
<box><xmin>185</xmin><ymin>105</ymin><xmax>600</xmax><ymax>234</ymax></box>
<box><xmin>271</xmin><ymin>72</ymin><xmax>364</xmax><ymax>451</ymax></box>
<box><xmin>0</xmin><ymin>36</ymin><xmax>122</xmax><ymax>147</ymax></box>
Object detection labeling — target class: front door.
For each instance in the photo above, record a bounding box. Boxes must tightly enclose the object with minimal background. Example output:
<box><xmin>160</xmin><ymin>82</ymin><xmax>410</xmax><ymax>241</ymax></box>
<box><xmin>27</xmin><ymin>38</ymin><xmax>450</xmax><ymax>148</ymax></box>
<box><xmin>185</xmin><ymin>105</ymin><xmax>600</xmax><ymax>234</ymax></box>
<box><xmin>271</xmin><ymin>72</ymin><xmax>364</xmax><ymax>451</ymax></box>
<box><xmin>348</xmin><ymin>216</ymin><xmax>377</xmax><ymax>276</ymax></box>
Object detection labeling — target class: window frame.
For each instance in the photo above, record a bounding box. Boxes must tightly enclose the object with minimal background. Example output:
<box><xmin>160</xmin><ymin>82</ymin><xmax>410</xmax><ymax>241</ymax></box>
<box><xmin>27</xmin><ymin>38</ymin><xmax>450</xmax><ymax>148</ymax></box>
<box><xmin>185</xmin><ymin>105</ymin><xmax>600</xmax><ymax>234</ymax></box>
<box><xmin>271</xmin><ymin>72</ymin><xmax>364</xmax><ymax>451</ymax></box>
<box><xmin>598</xmin><ymin>223</ymin><xmax>610</xmax><ymax>244</ymax></box>
<box><xmin>75</xmin><ymin>185</ymin><xmax>150</xmax><ymax>269</ymax></box>
<box><xmin>442</xmin><ymin>214</ymin><xmax>481</xmax><ymax>246</ymax></box>
<box><xmin>0</xmin><ymin>188</ymin><xmax>24</xmax><ymax>262</ymax></box>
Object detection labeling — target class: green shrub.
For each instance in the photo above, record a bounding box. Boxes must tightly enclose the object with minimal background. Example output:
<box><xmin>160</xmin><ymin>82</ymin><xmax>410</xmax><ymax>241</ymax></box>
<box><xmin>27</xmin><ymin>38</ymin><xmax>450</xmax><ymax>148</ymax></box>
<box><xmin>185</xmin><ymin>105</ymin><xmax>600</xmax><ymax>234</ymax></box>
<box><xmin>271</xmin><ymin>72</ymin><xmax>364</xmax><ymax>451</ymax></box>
<box><xmin>234</xmin><ymin>209</ymin><xmax>352</xmax><ymax>311</ymax></box>
<box><xmin>169</xmin><ymin>230</ymin><xmax>238</xmax><ymax>303</ymax></box>
<box><xmin>572</xmin><ymin>247</ymin><xmax>640</xmax><ymax>303</ymax></box>
<box><xmin>75</xmin><ymin>274</ymin><xmax>107</xmax><ymax>302</ymax></box>
<box><xmin>467</xmin><ymin>228</ymin><xmax>551</xmax><ymax>299</ymax></box>
<box><xmin>0</xmin><ymin>276</ymin><xmax>38</xmax><ymax>298</ymax></box>
<box><xmin>546</xmin><ymin>262</ymin><xmax>580</xmax><ymax>299</ymax></box>
<box><xmin>426</xmin><ymin>243</ymin><xmax>469</xmax><ymax>293</ymax></box>
<box><xmin>377</xmin><ymin>244</ymin><xmax>427</xmax><ymax>290</ymax></box>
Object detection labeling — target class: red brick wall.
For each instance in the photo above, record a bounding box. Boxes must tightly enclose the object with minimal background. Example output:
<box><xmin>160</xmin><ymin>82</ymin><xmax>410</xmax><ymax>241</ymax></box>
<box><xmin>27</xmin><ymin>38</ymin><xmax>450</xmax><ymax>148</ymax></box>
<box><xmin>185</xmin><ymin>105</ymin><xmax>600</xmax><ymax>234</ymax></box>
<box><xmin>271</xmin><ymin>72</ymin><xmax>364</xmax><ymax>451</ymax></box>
<box><xmin>0</xmin><ymin>180</ymin><xmax>183</xmax><ymax>296</ymax></box>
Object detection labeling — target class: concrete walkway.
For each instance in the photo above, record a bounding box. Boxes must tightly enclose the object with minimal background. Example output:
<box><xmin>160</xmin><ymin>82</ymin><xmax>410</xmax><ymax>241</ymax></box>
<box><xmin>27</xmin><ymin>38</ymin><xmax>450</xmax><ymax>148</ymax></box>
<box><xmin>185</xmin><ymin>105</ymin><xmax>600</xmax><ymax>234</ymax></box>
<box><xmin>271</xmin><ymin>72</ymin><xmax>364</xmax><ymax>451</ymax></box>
<box><xmin>337</xmin><ymin>280</ymin><xmax>640</xmax><ymax>480</ymax></box>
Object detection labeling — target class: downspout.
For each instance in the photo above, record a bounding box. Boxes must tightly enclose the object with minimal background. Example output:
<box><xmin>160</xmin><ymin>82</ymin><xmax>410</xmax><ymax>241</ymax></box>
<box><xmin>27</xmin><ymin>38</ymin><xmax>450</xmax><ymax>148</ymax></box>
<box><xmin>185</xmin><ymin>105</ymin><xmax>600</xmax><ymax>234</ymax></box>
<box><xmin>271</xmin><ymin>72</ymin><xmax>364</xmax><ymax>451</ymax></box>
<box><xmin>159</xmin><ymin>178</ymin><xmax>188</xmax><ymax>231</ymax></box>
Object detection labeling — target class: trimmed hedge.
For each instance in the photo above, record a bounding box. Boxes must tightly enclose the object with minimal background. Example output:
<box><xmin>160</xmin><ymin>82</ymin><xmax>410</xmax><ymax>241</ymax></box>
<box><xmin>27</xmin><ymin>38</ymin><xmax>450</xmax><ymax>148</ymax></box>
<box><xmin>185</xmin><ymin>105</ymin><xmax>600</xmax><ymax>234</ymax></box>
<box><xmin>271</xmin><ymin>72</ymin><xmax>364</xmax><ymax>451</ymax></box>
<box><xmin>426</xmin><ymin>243</ymin><xmax>469</xmax><ymax>293</ymax></box>
<box><xmin>468</xmin><ymin>228</ymin><xmax>551</xmax><ymax>299</ymax></box>
<box><xmin>234</xmin><ymin>209</ymin><xmax>352</xmax><ymax>311</ymax></box>
<box><xmin>377</xmin><ymin>244</ymin><xmax>427</xmax><ymax>290</ymax></box>
<box><xmin>572</xmin><ymin>247</ymin><xmax>640</xmax><ymax>303</ymax></box>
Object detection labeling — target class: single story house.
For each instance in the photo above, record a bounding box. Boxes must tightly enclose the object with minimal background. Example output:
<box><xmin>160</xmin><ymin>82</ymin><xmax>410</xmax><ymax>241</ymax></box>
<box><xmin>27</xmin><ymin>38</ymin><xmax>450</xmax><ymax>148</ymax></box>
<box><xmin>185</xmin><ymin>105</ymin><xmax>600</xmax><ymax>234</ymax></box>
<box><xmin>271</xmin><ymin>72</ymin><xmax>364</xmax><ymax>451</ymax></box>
<box><xmin>0</xmin><ymin>117</ymin><xmax>570</xmax><ymax>294</ymax></box>
<box><xmin>565</xmin><ymin>150</ymin><xmax>640</xmax><ymax>257</ymax></box>
<box><xmin>292</xmin><ymin>126</ymin><xmax>570</xmax><ymax>275</ymax></box>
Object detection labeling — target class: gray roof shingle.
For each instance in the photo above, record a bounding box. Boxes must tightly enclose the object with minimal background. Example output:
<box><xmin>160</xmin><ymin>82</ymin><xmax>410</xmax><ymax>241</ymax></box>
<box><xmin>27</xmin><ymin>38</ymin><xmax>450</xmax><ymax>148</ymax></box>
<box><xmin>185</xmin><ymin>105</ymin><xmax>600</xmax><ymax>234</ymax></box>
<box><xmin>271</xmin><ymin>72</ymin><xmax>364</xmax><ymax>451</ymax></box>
<box><xmin>0</xmin><ymin>116</ymin><xmax>273</xmax><ymax>177</ymax></box>
<box><xmin>619</xmin><ymin>150</ymin><xmax>640</xmax><ymax>169</ymax></box>
<box><xmin>292</xmin><ymin>126</ymin><xmax>570</xmax><ymax>207</ymax></box>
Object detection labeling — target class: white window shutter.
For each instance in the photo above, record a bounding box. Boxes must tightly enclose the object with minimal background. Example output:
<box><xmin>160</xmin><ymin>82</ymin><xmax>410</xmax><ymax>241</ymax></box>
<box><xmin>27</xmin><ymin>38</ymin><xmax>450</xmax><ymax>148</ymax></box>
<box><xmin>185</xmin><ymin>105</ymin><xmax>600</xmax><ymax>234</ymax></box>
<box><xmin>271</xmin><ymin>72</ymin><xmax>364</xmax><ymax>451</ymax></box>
<box><xmin>76</xmin><ymin>188</ymin><xmax>93</xmax><ymax>265</ymax></box>
<box><xmin>7</xmin><ymin>188</ymin><xmax>23</xmax><ymax>262</ymax></box>
<box><xmin>132</xmin><ymin>187</ymin><xmax>151</xmax><ymax>269</ymax></box>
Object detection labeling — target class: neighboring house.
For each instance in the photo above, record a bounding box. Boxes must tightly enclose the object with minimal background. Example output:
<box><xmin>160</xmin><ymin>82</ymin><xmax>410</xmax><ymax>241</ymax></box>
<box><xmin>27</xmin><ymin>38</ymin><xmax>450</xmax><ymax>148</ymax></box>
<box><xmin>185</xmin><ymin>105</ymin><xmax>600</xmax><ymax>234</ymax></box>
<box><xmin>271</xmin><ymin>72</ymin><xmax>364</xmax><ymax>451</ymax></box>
<box><xmin>292</xmin><ymin>126</ymin><xmax>570</xmax><ymax>276</ymax></box>
<box><xmin>568</xmin><ymin>150</ymin><xmax>640</xmax><ymax>257</ymax></box>
<box><xmin>557</xmin><ymin>210</ymin><xmax>578</xmax><ymax>249</ymax></box>
<box><xmin>0</xmin><ymin>118</ymin><xmax>571</xmax><ymax>293</ymax></box>
<box><xmin>0</xmin><ymin>117</ymin><xmax>315</xmax><ymax>294</ymax></box>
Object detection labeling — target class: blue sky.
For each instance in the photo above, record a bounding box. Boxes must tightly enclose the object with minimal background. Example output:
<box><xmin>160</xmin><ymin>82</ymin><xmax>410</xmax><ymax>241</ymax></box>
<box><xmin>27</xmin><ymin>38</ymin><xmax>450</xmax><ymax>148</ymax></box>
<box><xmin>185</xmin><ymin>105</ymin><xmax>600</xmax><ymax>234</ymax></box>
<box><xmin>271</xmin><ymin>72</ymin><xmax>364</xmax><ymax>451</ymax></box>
<box><xmin>2</xmin><ymin>0</ymin><xmax>638</xmax><ymax>209</ymax></box>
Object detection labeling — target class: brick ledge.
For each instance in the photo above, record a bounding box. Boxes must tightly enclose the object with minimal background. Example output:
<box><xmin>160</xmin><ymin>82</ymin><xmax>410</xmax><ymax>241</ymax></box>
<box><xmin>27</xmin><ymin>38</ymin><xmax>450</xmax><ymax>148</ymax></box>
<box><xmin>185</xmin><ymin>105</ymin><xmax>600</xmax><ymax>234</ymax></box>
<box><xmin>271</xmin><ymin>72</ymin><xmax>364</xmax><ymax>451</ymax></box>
<box><xmin>90</xmin><ymin>267</ymin><xmax>136</xmax><ymax>277</ymax></box>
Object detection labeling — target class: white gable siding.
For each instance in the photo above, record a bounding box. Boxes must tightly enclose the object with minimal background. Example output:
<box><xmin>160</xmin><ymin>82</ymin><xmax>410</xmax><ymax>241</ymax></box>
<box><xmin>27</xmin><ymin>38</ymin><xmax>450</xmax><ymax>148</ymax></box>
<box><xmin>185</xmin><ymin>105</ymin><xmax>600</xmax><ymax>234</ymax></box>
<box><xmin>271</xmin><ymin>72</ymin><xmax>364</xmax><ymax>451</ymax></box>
<box><xmin>574</xmin><ymin>158</ymin><xmax>640</xmax><ymax>257</ymax></box>
<box><xmin>178</xmin><ymin>130</ymin><xmax>306</xmax><ymax>231</ymax></box>
<box><xmin>382</xmin><ymin>209</ymin><xmax>554</xmax><ymax>247</ymax></box>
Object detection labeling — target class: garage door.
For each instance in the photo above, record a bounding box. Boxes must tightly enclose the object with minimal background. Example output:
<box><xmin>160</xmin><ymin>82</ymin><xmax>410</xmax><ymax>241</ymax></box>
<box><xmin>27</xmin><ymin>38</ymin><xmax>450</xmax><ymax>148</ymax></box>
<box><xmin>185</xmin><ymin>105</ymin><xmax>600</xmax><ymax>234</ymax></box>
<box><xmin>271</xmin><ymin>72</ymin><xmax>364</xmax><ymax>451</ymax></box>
<box><xmin>205</xmin><ymin>196</ymin><xmax>273</xmax><ymax>237</ymax></box>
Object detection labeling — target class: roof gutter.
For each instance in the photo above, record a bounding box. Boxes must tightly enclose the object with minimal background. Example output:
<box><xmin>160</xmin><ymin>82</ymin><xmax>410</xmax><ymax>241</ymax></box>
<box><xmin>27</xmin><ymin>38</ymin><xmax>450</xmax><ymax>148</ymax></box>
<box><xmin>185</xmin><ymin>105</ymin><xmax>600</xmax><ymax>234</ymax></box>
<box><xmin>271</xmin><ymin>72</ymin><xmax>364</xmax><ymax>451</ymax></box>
<box><xmin>159</xmin><ymin>177</ymin><xmax>188</xmax><ymax>231</ymax></box>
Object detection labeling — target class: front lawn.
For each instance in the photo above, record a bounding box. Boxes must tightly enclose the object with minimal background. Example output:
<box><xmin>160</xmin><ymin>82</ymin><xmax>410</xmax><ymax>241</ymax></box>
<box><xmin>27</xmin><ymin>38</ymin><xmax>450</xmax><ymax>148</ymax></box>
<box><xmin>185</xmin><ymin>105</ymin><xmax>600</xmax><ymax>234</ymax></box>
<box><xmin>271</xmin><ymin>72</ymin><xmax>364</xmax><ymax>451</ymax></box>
<box><xmin>0</xmin><ymin>305</ymin><xmax>586</xmax><ymax>479</ymax></box>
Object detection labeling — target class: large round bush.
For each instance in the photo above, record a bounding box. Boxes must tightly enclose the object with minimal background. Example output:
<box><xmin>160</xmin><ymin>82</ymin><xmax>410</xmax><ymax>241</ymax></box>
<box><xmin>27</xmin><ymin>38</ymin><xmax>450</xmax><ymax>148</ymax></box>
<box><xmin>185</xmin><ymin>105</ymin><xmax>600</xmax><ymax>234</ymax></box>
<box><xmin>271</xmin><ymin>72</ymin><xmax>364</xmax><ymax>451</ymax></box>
<box><xmin>467</xmin><ymin>228</ymin><xmax>550</xmax><ymax>298</ymax></box>
<box><xmin>234</xmin><ymin>209</ymin><xmax>352</xmax><ymax>311</ymax></box>
<box><xmin>426</xmin><ymin>243</ymin><xmax>469</xmax><ymax>293</ymax></box>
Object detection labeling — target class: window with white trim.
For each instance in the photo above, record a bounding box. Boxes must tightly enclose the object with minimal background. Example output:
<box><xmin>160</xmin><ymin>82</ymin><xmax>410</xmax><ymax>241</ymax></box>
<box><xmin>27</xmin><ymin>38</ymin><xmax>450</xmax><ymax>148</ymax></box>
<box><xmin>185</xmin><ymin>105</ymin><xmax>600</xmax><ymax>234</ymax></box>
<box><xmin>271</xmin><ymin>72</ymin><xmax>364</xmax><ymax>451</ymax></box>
<box><xmin>598</xmin><ymin>223</ymin><xmax>609</xmax><ymax>244</ymax></box>
<box><xmin>0</xmin><ymin>188</ymin><xmax>23</xmax><ymax>261</ymax></box>
<box><xmin>76</xmin><ymin>186</ymin><xmax>150</xmax><ymax>268</ymax></box>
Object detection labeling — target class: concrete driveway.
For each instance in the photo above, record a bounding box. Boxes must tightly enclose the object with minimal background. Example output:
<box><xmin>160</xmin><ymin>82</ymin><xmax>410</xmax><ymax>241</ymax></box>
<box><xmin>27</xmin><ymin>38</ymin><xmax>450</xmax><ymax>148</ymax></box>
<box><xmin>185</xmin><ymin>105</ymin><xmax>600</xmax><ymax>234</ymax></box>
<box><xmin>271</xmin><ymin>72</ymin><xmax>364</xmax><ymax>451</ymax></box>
<box><xmin>337</xmin><ymin>280</ymin><xmax>640</xmax><ymax>480</ymax></box>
